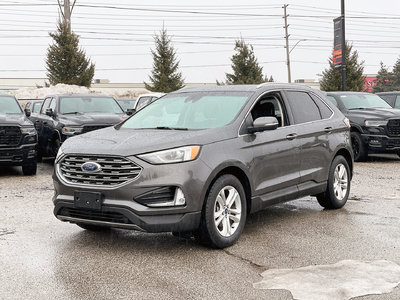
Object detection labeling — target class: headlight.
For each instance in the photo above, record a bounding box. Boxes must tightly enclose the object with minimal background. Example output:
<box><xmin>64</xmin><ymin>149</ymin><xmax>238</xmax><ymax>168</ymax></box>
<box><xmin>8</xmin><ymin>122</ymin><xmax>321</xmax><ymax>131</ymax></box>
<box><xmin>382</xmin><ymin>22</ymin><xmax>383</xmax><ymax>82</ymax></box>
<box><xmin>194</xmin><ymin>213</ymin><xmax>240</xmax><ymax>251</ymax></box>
<box><xmin>364</xmin><ymin>120</ymin><xmax>388</xmax><ymax>127</ymax></box>
<box><xmin>21</xmin><ymin>127</ymin><xmax>37</xmax><ymax>135</ymax></box>
<box><xmin>62</xmin><ymin>126</ymin><xmax>83</xmax><ymax>136</ymax></box>
<box><xmin>137</xmin><ymin>146</ymin><xmax>201</xmax><ymax>164</ymax></box>
<box><xmin>55</xmin><ymin>147</ymin><xmax>64</xmax><ymax>163</ymax></box>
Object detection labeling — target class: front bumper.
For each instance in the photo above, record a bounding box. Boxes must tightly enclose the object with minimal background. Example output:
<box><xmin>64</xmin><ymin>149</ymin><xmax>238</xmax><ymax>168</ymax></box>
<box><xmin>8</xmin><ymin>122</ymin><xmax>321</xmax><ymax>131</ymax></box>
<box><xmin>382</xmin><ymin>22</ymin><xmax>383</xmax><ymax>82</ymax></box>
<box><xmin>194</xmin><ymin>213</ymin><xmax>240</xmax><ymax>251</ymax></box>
<box><xmin>0</xmin><ymin>144</ymin><xmax>36</xmax><ymax>166</ymax></box>
<box><xmin>54</xmin><ymin>201</ymin><xmax>201</xmax><ymax>232</ymax></box>
<box><xmin>361</xmin><ymin>134</ymin><xmax>400</xmax><ymax>153</ymax></box>
<box><xmin>52</xmin><ymin>155</ymin><xmax>212</xmax><ymax>233</ymax></box>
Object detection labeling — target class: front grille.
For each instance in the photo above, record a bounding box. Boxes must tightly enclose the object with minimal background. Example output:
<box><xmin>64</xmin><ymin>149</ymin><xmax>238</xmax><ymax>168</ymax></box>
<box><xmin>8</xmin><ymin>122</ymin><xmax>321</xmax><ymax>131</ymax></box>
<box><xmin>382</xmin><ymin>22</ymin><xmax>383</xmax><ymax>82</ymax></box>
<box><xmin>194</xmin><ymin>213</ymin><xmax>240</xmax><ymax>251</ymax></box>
<box><xmin>82</xmin><ymin>125</ymin><xmax>111</xmax><ymax>133</ymax></box>
<box><xmin>387</xmin><ymin>119</ymin><xmax>400</xmax><ymax>136</ymax></box>
<box><xmin>0</xmin><ymin>126</ymin><xmax>22</xmax><ymax>147</ymax></box>
<box><xmin>58</xmin><ymin>154</ymin><xmax>141</xmax><ymax>186</ymax></box>
<box><xmin>59</xmin><ymin>207</ymin><xmax>132</xmax><ymax>224</ymax></box>
<box><xmin>135</xmin><ymin>187</ymin><xmax>176</xmax><ymax>206</ymax></box>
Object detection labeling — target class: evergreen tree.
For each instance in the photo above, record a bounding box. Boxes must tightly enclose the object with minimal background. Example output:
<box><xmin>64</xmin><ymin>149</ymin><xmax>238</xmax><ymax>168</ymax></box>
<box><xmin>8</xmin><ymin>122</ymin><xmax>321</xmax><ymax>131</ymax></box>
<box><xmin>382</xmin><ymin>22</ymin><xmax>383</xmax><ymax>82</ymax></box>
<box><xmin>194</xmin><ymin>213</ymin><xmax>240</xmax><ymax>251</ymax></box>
<box><xmin>223</xmin><ymin>39</ymin><xmax>273</xmax><ymax>85</ymax></box>
<box><xmin>320</xmin><ymin>43</ymin><xmax>365</xmax><ymax>91</ymax></box>
<box><xmin>392</xmin><ymin>57</ymin><xmax>400</xmax><ymax>90</ymax></box>
<box><xmin>46</xmin><ymin>21</ymin><xmax>95</xmax><ymax>87</ymax></box>
<box><xmin>372</xmin><ymin>62</ymin><xmax>395</xmax><ymax>93</ymax></box>
<box><xmin>145</xmin><ymin>28</ymin><xmax>184</xmax><ymax>93</ymax></box>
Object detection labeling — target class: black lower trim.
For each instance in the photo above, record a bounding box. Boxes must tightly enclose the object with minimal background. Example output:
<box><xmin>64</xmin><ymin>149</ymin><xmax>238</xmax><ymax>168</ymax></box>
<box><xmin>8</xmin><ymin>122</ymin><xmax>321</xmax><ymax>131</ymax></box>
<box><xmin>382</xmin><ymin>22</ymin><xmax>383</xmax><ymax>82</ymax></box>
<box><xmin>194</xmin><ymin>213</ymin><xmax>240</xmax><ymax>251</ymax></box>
<box><xmin>54</xmin><ymin>201</ymin><xmax>201</xmax><ymax>233</ymax></box>
<box><xmin>0</xmin><ymin>144</ymin><xmax>36</xmax><ymax>166</ymax></box>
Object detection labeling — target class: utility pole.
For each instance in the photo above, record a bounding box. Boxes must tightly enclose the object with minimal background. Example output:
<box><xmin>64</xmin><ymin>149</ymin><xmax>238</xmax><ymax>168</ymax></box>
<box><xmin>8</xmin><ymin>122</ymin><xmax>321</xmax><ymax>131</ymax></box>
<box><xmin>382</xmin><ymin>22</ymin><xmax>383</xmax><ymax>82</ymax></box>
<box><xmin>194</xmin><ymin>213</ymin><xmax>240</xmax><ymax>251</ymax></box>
<box><xmin>341</xmin><ymin>0</ymin><xmax>346</xmax><ymax>91</ymax></box>
<box><xmin>283</xmin><ymin>4</ymin><xmax>291</xmax><ymax>83</ymax></box>
<box><xmin>57</xmin><ymin>0</ymin><xmax>76</xmax><ymax>32</ymax></box>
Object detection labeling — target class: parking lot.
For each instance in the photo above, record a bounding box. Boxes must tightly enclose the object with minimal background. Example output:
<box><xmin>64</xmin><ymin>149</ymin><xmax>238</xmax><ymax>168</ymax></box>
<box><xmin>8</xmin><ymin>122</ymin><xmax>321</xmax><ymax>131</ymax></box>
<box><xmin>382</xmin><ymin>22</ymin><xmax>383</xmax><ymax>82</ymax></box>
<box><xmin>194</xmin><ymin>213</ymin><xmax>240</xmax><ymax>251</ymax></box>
<box><xmin>0</xmin><ymin>154</ymin><xmax>399</xmax><ymax>299</ymax></box>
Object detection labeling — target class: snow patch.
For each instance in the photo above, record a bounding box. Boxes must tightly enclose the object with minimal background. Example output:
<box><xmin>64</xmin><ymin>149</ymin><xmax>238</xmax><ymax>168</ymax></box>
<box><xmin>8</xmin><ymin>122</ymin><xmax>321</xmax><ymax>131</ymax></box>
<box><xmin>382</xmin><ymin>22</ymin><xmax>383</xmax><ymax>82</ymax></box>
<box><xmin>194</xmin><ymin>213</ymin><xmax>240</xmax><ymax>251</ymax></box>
<box><xmin>253</xmin><ymin>260</ymin><xmax>400</xmax><ymax>300</ymax></box>
<box><xmin>5</xmin><ymin>84</ymin><xmax>148</xmax><ymax>99</ymax></box>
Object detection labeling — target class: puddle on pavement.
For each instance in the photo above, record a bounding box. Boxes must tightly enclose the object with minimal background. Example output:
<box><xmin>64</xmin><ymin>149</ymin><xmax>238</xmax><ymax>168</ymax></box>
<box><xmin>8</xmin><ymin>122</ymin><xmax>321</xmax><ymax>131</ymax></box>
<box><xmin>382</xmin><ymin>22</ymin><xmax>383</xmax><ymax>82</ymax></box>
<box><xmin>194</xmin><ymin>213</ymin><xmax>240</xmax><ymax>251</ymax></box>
<box><xmin>253</xmin><ymin>260</ymin><xmax>400</xmax><ymax>300</ymax></box>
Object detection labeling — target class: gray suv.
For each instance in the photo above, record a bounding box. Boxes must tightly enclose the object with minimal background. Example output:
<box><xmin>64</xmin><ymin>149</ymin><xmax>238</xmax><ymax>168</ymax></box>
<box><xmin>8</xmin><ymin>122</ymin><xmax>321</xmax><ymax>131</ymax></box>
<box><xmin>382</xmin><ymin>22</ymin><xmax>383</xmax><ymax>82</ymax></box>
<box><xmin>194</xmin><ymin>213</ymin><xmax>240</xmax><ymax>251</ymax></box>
<box><xmin>53</xmin><ymin>84</ymin><xmax>353</xmax><ymax>248</ymax></box>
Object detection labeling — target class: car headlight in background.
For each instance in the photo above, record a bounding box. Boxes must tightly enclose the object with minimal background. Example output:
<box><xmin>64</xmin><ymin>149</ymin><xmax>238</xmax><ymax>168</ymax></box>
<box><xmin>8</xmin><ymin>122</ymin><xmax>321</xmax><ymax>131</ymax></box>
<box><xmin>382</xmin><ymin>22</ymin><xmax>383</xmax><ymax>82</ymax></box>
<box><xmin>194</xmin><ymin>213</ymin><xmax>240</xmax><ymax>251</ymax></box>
<box><xmin>21</xmin><ymin>127</ymin><xmax>37</xmax><ymax>135</ymax></box>
<box><xmin>137</xmin><ymin>145</ymin><xmax>200</xmax><ymax>164</ymax></box>
<box><xmin>62</xmin><ymin>126</ymin><xmax>83</xmax><ymax>136</ymax></box>
<box><xmin>365</xmin><ymin>120</ymin><xmax>388</xmax><ymax>127</ymax></box>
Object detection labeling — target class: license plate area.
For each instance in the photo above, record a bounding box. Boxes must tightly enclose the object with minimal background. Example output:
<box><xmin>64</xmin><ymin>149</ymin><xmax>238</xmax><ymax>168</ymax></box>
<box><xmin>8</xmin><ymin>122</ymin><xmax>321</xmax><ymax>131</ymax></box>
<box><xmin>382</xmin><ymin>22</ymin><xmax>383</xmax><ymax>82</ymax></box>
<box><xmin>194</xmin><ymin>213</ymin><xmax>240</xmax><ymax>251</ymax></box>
<box><xmin>74</xmin><ymin>191</ymin><xmax>103</xmax><ymax>210</ymax></box>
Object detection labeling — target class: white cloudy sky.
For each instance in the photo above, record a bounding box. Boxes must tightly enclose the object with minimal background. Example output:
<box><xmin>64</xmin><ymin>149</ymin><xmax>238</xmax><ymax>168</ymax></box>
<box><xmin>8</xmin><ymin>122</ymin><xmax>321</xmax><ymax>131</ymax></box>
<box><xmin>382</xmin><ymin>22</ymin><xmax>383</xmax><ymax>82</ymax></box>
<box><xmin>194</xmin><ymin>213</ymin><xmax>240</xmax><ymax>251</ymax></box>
<box><xmin>0</xmin><ymin>0</ymin><xmax>399</xmax><ymax>83</ymax></box>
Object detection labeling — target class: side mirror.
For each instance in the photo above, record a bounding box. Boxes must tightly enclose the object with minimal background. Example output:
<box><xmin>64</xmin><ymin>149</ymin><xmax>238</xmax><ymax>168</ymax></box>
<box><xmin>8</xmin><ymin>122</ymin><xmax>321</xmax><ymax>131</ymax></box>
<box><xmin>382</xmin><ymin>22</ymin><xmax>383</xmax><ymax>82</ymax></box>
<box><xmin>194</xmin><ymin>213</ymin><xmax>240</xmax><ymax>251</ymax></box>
<box><xmin>45</xmin><ymin>108</ymin><xmax>54</xmax><ymax>117</ymax></box>
<box><xmin>248</xmin><ymin>116</ymin><xmax>279</xmax><ymax>134</ymax></box>
<box><xmin>126</xmin><ymin>108</ymin><xmax>136</xmax><ymax>116</ymax></box>
<box><xmin>24</xmin><ymin>108</ymin><xmax>31</xmax><ymax>117</ymax></box>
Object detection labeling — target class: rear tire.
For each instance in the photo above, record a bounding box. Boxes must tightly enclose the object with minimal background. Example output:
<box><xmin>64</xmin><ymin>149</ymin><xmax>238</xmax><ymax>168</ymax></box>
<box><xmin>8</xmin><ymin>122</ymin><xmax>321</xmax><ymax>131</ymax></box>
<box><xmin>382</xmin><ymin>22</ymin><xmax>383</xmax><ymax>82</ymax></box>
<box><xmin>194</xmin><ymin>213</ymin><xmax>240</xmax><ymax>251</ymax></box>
<box><xmin>76</xmin><ymin>223</ymin><xmax>111</xmax><ymax>232</ymax></box>
<box><xmin>194</xmin><ymin>174</ymin><xmax>246</xmax><ymax>248</ymax></box>
<box><xmin>22</xmin><ymin>162</ymin><xmax>37</xmax><ymax>176</ymax></box>
<box><xmin>351</xmin><ymin>132</ymin><xmax>367</xmax><ymax>162</ymax></box>
<box><xmin>316</xmin><ymin>155</ymin><xmax>350</xmax><ymax>209</ymax></box>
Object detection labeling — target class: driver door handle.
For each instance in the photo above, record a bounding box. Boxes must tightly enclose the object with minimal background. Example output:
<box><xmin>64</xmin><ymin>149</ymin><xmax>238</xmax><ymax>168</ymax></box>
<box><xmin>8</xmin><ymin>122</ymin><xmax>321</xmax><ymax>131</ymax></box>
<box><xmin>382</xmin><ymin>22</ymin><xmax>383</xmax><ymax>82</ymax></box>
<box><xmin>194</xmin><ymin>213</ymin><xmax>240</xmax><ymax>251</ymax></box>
<box><xmin>324</xmin><ymin>127</ymin><xmax>333</xmax><ymax>133</ymax></box>
<box><xmin>286</xmin><ymin>133</ymin><xmax>297</xmax><ymax>140</ymax></box>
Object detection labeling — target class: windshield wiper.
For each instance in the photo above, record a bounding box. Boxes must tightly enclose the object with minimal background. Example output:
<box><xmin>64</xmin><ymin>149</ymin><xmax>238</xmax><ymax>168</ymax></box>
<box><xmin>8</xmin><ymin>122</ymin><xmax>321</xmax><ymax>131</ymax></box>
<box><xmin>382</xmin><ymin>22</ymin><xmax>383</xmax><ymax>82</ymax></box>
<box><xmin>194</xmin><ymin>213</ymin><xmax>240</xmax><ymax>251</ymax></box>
<box><xmin>155</xmin><ymin>126</ymin><xmax>188</xmax><ymax>130</ymax></box>
<box><xmin>348</xmin><ymin>107</ymin><xmax>366</xmax><ymax>110</ymax></box>
<box><xmin>62</xmin><ymin>111</ymin><xmax>83</xmax><ymax>115</ymax></box>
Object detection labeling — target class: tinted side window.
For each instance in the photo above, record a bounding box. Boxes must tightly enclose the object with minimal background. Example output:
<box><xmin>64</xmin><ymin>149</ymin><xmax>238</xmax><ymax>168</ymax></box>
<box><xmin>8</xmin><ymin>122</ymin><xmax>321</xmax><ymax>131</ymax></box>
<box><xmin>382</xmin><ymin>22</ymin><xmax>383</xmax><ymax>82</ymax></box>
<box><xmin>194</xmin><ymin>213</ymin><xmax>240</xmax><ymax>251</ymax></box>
<box><xmin>395</xmin><ymin>96</ymin><xmax>400</xmax><ymax>109</ymax></box>
<box><xmin>310</xmin><ymin>94</ymin><xmax>333</xmax><ymax>119</ymax></box>
<box><xmin>250</xmin><ymin>92</ymin><xmax>289</xmax><ymax>127</ymax></box>
<box><xmin>41</xmin><ymin>98</ymin><xmax>52</xmax><ymax>114</ymax></box>
<box><xmin>286</xmin><ymin>91</ymin><xmax>321</xmax><ymax>124</ymax></box>
<box><xmin>326</xmin><ymin>96</ymin><xmax>338</xmax><ymax>107</ymax></box>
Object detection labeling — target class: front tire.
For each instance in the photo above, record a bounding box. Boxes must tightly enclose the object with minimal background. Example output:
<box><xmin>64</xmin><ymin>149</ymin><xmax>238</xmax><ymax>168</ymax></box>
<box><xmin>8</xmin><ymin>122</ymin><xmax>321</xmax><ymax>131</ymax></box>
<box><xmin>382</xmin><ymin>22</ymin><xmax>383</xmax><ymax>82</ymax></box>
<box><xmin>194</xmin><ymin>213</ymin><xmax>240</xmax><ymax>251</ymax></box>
<box><xmin>22</xmin><ymin>162</ymin><xmax>37</xmax><ymax>176</ymax></box>
<box><xmin>351</xmin><ymin>132</ymin><xmax>367</xmax><ymax>162</ymax></box>
<box><xmin>195</xmin><ymin>174</ymin><xmax>246</xmax><ymax>248</ymax></box>
<box><xmin>316</xmin><ymin>155</ymin><xmax>351</xmax><ymax>209</ymax></box>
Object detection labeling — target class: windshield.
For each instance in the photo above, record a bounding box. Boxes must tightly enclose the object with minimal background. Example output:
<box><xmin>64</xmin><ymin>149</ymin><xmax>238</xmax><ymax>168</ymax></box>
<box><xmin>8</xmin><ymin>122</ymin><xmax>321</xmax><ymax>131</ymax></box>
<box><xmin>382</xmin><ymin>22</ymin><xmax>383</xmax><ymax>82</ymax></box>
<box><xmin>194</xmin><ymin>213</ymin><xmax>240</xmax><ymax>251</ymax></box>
<box><xmin>122</xmin><ymin>91</ymin><xmax>251</xmax><ymax>130</ymax></box>
<box><xmin>32</xmin><ymin>102</ymin><xmax>43</xmax><ymax>113</ymax></box>
<box><xmin>117</xmin><ymin>99</ymin><xmax>136</xmax><ymax>111</ymax></box>
<box><xmin>340</xmin><ymin>94</ymin><xmax>392</xmax><ymax>109</ymax></box>
<box><xmin>59</xmin><ymin>96</ymin><xmax>123</xmax><ymax>114</ymax></box>
<box><xmin>0</xmin><ymin>96</ymin><xmax>22</xmax><ymax>114</ymax></box>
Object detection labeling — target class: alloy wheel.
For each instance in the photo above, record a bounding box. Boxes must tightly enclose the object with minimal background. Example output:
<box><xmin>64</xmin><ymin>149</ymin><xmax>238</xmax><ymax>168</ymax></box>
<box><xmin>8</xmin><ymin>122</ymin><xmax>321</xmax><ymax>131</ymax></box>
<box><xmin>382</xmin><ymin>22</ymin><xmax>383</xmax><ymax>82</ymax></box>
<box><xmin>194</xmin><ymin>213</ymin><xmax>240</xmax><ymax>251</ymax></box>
<box><xmin>213</xmin><ymin>186</ymin><xmax>242</xmax><ymax>237</ymax></box>
<box><xmin>333</xmin><ymin>163</ymin><xmax>348</xmax><ymax>200</ymax></box>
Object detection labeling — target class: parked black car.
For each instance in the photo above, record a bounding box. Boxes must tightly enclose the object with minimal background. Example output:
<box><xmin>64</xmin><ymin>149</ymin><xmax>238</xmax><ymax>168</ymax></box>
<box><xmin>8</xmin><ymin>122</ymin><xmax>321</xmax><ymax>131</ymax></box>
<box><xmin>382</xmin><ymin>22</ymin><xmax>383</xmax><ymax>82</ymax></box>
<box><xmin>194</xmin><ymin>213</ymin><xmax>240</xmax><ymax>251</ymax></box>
<box><xmin>53</xmin><ymin>84</ymin><xmax>353</xmax><ymax>248</ymax></box>
<box><xmin>0</xmin><ymin>94</ymin><xmax>37</xmax><ymax>175</ymax></box>
<box><xmin>24</xmin><ymin>99</ymin><xmax>44</xmax><ymax>115</ymax></box>
<box><xmin>376</xmin><ymin>91</ymin><xmax>400</xmax><ymax>109</ymax></box>
<box><xmin>30</xmin><ymin>94</ymin><xmax>127</xmax><ymax>159</ymax></box>
<box><xmin>326</xmin><ymin>92</ymin><xmax>400</xmax><ymax>161</ymax></box>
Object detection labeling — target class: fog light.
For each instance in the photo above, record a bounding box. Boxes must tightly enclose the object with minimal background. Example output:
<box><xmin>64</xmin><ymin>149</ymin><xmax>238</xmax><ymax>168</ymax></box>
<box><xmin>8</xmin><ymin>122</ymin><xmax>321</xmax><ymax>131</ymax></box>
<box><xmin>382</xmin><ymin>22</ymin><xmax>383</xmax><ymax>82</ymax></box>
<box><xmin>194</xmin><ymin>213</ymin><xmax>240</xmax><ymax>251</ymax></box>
<box><xmin>174</xmin><ymin>188</ymin><xmax>186</xmax><ymax>206</ymax></box>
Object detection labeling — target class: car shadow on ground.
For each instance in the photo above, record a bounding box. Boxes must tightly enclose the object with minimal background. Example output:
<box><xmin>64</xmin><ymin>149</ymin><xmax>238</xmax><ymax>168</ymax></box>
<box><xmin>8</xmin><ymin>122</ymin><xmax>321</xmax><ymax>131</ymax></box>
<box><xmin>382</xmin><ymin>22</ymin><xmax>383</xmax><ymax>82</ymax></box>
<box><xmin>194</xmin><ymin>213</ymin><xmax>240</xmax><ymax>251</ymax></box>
<box><xmin>366</xmin><ymin>153</ymin><xmax>400</xmax><ymax>162</ymax></box>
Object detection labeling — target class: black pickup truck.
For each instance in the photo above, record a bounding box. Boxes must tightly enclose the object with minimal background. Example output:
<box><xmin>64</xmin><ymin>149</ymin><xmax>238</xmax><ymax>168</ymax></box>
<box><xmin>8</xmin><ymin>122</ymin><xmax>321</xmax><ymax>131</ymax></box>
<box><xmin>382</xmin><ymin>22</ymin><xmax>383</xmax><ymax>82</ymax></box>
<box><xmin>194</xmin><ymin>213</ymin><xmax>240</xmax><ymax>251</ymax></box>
<box><xmin>326</xmin><ymin>92</ymin><xmax>400</xmax><ymax>161</ymax></box>
<box><xmin>29</xmin><ymin>94</ymin><xmax>127</xmax><ymax>159</ymax></box>
<box><xmin>0</xmin><ymin>94</ymin><xmax>37</xmax><ymax>175</ymax></box>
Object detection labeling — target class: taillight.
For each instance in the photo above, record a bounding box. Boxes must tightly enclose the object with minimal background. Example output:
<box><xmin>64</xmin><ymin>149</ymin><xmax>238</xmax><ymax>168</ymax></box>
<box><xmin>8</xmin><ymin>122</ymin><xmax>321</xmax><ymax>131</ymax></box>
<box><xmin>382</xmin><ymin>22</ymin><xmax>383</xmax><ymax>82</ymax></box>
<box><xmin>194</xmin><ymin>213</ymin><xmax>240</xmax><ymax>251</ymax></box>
<box><xmin>343</xmin><ymin>118</ymin><xmax>350</xmax><ymax>128</ymax></box>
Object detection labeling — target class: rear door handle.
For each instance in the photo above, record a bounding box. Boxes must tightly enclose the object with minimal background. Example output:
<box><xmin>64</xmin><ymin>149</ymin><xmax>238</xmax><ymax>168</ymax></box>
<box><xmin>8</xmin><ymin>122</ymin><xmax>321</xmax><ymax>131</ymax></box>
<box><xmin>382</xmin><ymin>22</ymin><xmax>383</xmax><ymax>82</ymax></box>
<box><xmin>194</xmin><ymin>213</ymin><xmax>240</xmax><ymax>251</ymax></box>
<box><xmin>286</xmin><ymin>133</ymin><xmax>297</xmax><ymax>140</ymax></box>
<box><xmin>324</xmin><ymin>127</ymin><xmax>333</xmax><ymax>133</ymax></box>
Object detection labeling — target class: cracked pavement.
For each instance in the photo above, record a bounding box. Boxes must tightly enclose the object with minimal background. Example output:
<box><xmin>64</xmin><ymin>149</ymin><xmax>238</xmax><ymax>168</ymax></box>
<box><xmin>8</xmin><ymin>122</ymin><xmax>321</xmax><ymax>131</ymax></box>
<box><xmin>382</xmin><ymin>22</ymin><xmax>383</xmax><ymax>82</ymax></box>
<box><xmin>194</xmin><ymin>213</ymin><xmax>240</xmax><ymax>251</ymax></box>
<box><xmin>0</xmin><ymin>154</ymin><xmax>399</xmax><ymax>299</ymax></box>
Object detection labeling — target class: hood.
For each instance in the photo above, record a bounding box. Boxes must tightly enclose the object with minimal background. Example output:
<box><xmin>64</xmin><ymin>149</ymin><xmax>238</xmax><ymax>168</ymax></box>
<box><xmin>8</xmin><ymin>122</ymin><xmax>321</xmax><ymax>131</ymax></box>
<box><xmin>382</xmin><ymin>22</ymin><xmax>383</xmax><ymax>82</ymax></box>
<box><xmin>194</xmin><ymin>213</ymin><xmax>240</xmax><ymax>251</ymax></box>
<box><xmin>346</xmin><ymin>108</ymin><xmax>400</xmax><ymax>120</ymax></box>
<box><xmin>62</xmin><ymin>126</ymin><xmax>233</xmax><ymax>156</ymax></box>
<box><xmin>0</xmin><ymin>113</ymin><xmax>33</xmax><ymax>126</ymax></box>
<box><xmin>58</xmin><ymin>112</ymin><xmax>126</xmax><ymax>126</ymax></box>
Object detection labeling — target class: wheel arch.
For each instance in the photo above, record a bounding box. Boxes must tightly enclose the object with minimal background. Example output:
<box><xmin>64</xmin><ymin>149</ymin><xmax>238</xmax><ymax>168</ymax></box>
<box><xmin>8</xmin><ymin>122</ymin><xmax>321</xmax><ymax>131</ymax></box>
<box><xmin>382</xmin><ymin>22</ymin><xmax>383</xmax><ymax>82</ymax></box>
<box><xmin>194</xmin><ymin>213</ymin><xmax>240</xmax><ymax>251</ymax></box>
<box><xmin>202</xmin><ymin>163</ymin><xmax>252</xmax><ymax>215</ymax></box>
<box><xmin>333</xmin><ymin>148</ymin><xmax>354</xmax><ymax>179</ymax></box>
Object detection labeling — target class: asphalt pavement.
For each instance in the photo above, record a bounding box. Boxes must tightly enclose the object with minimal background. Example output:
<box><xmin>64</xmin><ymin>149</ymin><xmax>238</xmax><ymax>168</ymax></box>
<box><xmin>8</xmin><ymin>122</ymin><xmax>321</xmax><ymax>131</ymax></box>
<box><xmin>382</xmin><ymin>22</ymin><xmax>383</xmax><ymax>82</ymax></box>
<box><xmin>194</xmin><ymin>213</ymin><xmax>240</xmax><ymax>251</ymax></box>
<box><xmin>0</xmin><ymin>154</ymin><xmax>399</xmax><ymax>300</ymax></box>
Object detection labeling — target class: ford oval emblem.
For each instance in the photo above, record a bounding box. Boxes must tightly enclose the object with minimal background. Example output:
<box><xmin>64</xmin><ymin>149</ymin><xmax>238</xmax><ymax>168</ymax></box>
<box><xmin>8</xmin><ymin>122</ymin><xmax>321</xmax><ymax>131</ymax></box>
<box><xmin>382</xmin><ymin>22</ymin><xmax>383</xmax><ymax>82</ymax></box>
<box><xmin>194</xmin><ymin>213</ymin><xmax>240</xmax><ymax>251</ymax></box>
<box><xmin>81</xmin><ymin>162</ymin><xmax>102</xmax><ymax>173</ymax></box>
